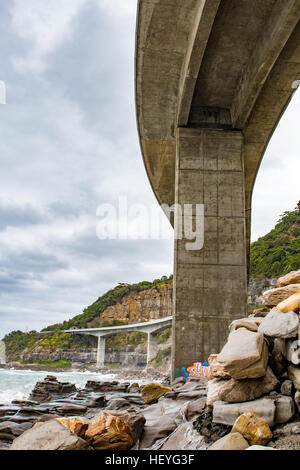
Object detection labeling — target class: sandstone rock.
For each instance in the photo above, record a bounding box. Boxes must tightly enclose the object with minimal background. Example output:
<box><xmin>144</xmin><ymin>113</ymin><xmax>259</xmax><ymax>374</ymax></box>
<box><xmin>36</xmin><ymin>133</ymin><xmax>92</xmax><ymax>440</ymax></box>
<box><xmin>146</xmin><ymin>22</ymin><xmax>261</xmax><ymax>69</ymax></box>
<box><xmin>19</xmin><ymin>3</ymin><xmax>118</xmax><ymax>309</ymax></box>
<box><xmin>274</xmin><ymin>396</ymin><xmax>295</xmax><ymax>424</ymax></box>
<box><xmin>277</xmin><ymin>270</ymin><xmax>300</xmax><ymax>287</ymax></box>
<box><xmin>85</xmin><ymin>410</ymin><xmax>134</xmax><ymax>450</ymax></box>
<box><xmin>288</xmin><ymin>365</ymin><xmax>300</xmax><ymax>390</ymax></box>
<box><xmin>228</xmin><ymin>318</ymin><xmax>260</xmax><ymax>333</ymax></box>
<box><xmin>285</xmin><ymin>339</ymin><xmax>300</xmax><ymax>365</ymax></box>
<box><xmin>193</xmin><ymin>407</ymin><xmax>231</xmax><ymax>444</ymax></box>
<box><xmin>213</xmin><ymin>398</ymin><xmax>276</xmax><ymax>426</ymax></box>
<box><xmin>141</xmin><ymin>383</ymin><xmax>172</xmax><ymax>404</ymax></box>
<box><xmin>262</xmin><ymin>285</ymin><xmax>300</xmax><ymax>307</ymax></box>
<box><xmin>10</xmin><ymin>419</ymin><xmax>90</xmax><ymax>450</ymax></box>
<box><xmin>258</xmin><ymin>309</ymin><xmax>299</xmax><ymax>338</ymax></box>
<box><xmin>281</xmin><ymin>380</ymin><xmax>293</xmax><ymax>396</ymax></box>
<box><xmin>57</xmin><ymin>417</ymin><xmax>89</xmax><ymax>437</ymax></box>
<box><xmin>0</xmin><ymin>421</ymin><xmax>32</xmax><ymax>441</ymax></box>
<box><xmin>139</xmin><ymin>398</ymin><xmax>187</xmax><ymax>449</ymax></box>
<box><xmin>206</xmin><ymin>354</ymin><xmax>231</xmax><ymax>380</ymax></box>
<box><xmin>181</xmin><ymin>397</ymin><xmax>206</xmax><ymax>421</ymax></box>
<box><xmin>206</xmin><ymin>379</ymin><xmax>228</xmax><ymax>407</ymax></box>
<box><xmin>104</xmin><ymin>407</ymin><xmax>146</xmax><ymax>443</ymax></box>
<box><xmin>231</xmin><ymin>411</ymin><xmax>273</xmax><ymax>446</ymax></box>
<box><xmin>208</xmin><ymin>432</ymin><xmax>249</xmax><ymax>450</ymax></box>
<box><xmin>218</xmin><ymin>329</ymin><xmax>268</xmax><ymax>380</ymax></box>
<box><xmin>276</xmin><ymin>292</ymin><xmax>300</xmax><ymax>313</ymax></box>
<box><xmin>217</xmin><ymin>367</ymin><xmax>279</xmax><ymax>403</ymax></box>
<box><xmin>29</xmin><ymin>376</ymin><xmax>77</xmax><ymax>403</ymax></box>
<box><xmin>153</xmin><ymin>422</ymin><xmax>208</xmax><ymax>450</ymax></box>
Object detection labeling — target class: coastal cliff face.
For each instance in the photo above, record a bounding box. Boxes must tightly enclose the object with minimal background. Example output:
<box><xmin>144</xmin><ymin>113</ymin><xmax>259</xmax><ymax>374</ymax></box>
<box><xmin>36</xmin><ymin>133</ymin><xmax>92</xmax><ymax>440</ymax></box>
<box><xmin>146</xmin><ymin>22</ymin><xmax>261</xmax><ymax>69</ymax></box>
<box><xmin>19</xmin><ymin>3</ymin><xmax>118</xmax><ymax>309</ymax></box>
<box><xmin>90</xmin><ymin>283</ymin><xmax>173</xmax><ymax>326</ymax></box>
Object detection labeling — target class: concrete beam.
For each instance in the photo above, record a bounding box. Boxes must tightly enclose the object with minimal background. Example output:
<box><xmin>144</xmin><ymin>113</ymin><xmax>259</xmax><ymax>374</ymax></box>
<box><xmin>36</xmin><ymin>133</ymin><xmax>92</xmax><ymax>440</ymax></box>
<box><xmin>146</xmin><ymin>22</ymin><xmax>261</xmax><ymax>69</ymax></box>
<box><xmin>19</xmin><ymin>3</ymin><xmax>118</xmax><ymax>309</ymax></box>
<box><xmin>231</xmin><ymin>0</ymin><xmax>300</xmax><ymax>128</ymax></box>
<box><xmin>177</xmin><ymin>0</ymin><xmax>221</xmax><ymax>126</ymax></box>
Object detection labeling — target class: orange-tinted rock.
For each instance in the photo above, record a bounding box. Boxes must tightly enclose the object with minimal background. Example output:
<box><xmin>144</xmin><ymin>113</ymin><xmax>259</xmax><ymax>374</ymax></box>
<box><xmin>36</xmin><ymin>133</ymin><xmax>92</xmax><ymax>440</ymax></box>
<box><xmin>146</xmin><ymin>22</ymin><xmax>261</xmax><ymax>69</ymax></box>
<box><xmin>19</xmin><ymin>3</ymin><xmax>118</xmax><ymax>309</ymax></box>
<box><xmin>85</xmin><ymin>411</ymin><xmax>134</xmax><ymax>450</ymax></box>
<box><xmin>206</xmin><ymin>354</ymin><xmax>231</xmax><ymax>380</ymax></box>
<box><xmin>231</xmin><ymin>411</ymin><xmax>273</xmax><ymax>446</ymax></box>
<box><xmin>262</xmin><ymin>285</ymin><xmax>300</xmax><ymax>308</ymax></box>
<box><xmin>58</xmin><ymin>417</ymin><xmax>89</xmax><ymax>437</ymax></box>
<box><xmin>141</xmin><ymin>383</ymin><xmax>172</xmax><ymax>404</ymax></box>
<box><xmin>276</xmin><ymin>292</ymin><xmax>300</xmax><ymax>313</ymax></box>
<box><xmin>277</xmin><ymin>270</ymin><xmax>300</xmax><ymax>287</ymax></box>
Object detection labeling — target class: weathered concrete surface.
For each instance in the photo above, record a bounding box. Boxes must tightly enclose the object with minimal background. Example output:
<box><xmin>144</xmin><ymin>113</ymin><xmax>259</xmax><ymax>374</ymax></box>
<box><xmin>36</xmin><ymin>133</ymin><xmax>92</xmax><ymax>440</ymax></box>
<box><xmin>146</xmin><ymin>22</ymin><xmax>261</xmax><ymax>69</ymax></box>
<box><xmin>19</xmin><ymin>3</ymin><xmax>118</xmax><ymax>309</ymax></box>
<box><xmin>135</xmin><ymin>0</ymin><xmax>300</xmax><ymax>377</ymax></box>
<box><xmin>172</xmin><ymin>128</ymin><xmax>247</xmax><ymax>374</ymax></box>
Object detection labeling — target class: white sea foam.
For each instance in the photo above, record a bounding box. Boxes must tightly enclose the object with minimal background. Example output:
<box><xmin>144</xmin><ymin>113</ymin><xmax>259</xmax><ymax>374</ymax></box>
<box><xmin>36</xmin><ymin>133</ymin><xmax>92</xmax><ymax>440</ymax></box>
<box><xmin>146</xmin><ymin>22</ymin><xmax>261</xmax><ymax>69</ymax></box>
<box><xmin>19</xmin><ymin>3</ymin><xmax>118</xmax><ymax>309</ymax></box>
<box><xmin>0</xmin><ymin>368</ymin><xmax>116</xmax><ymax>404</ymax></box>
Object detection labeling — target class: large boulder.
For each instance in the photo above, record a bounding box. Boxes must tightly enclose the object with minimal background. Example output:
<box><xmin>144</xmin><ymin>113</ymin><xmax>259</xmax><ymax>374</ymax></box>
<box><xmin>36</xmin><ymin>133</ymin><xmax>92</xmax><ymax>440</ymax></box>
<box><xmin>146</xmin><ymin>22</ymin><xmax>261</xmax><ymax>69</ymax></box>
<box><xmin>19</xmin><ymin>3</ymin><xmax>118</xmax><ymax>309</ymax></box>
<box><xmin>206</xmin><ymin>379</ymin><xmax>228</xmax><ymax>407</ymax></box>
<box><xmin>217</xmin><ymin>329</ymin><xmax>268</xmax><ymax>380</ymax></box>
<box><xmin>10</xmin><ymin>419</ymin><xmax>91</xmax><ymax>450</ymax></box>
<box><xmin>29</xmin><ymin>375</ymin><xmax>77</xmax><ymax>403</ymax></box>
<box><xmin>206</xmin><ymin>355</ymin><xmax>231</xmax><ymax>380</ymax></box>
<box><xmin>231</xmin><ymin>411</ymin><xmax>273</xmax><ymax>446</ymax></box>
<box><xmin>139</xmin><ymin>398</ymin><xmax>186</xmax><ymax>449</ymax></box>
<box><xmin>213</xmin><ymin>398</ymin><xmax>276</xmax><ymax>426</ymax></box>
<box><xmin>152</xmin><ymin>422</ymin><xmax>208</xmax><ymax>450</ymax></box>
<box><xmin>141</xmin><ymin>383</ymin><xmax>172</xmax><ymax>404</ymax></box>
<box><xmin>288</xmin><ymin>365</ymin><xmax>300</xmax><ymax>390</ymax></box>
<box><xmin>262</xmin><ymin>285</ymin><xmax>300</xmax><ymax>307</ymax></box>
<box><xmin>228</xmin><ymin>318</ymin><xmax>261</xmax><ymax>333</ymax></box>
<box><xmin>85</xmin><ymin>410</ymin><xmax>134</xmax><ymax>450</ymax></box>
<box><xmin>208</xmin><ymin>432</ymin><xmax>249</xmax><ymax>450</ymax></box>
<box><xmin>274</xmin><ymin>396</ymin><xmax>295</xmax><ymax>424</ymax></box>
<box><xmin>0</xmin><ymin>421</ymin><xmax>32</xmax><ymax>441</ymax></box>
<box><xmin>277</xmin><ymin>270</ymin><xmax>300</xmax><ymax>287</ymax></box>
<box><xmin>217</xmin><ymin>367</ymin><xmax>279</xmax><ymax>403</ymax></box>
<box><xmin>276</xmin><ymin>292</ymin><xmax>300</xmax><ymax>313</ymax></box>
<box><xmin>258</xmin><ymin>309</ymin><xmax>299</xmax><ymax>338</ymax></box>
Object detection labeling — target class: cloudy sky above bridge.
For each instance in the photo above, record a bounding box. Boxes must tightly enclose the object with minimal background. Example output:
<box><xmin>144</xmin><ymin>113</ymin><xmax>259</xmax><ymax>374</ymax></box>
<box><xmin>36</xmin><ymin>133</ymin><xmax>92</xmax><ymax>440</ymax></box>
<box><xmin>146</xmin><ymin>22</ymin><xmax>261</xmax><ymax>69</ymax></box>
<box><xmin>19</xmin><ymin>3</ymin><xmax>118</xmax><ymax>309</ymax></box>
<box><xmin>0</xmin><ymin>0</ymin><xmax>299</xmax><ymax>338</ymax></box>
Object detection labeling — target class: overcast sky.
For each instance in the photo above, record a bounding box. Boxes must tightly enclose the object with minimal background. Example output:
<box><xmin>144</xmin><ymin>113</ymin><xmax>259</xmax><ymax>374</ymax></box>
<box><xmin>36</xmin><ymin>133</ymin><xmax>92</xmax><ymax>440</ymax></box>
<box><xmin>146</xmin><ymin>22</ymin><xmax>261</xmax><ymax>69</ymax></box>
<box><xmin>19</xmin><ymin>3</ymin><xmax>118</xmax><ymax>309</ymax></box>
<box><xmin>0</xmin><ymin>0</ymin><xmax>299</xmax><ymax>338</ymax></box>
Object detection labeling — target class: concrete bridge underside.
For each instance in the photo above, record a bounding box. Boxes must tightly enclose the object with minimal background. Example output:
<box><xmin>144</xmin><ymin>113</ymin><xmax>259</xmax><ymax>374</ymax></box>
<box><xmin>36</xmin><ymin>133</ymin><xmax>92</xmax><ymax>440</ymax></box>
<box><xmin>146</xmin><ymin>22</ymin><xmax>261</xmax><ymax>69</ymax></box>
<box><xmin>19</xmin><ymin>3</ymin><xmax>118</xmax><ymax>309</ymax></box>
<box><xmin>65</xmin><ymin>316</ymin><xmax>172</xmax><ymax>367</ymax></box>
<box><xmin>135</xmin><ymin>0</ymin><xmax>300</xmax><ymax>378</ymax></box>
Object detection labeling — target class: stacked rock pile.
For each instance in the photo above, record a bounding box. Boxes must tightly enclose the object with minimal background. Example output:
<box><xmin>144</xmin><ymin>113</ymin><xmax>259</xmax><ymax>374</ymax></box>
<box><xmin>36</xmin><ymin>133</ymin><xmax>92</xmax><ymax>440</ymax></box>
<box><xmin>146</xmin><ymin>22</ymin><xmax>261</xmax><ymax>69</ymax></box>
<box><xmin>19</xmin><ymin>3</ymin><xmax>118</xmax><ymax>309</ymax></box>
<box><xmin>205</xmin><ymin>269</ymin><xmax>300</xmax><ymax>449</ymax></box>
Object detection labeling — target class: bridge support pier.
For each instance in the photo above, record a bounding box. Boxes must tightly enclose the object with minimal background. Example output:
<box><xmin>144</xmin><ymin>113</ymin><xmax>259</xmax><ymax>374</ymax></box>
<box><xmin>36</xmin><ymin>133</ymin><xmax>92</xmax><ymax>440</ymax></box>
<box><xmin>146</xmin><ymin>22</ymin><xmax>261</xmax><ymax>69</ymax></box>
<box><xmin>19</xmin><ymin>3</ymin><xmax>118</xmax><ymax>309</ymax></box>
<box><xmin>146</xmin><ymin>332</ymin><xmax>158</xmax><ymax>364</ymax></box>
<box><xmin>172</xmin><ymin>128</ymin><xmax>248</xmax><ymax>379</ymax></box>
<box><xmin>96</xmin><ymin>335</ymin><xmax>106</xmax><ymax>367</ymax></box>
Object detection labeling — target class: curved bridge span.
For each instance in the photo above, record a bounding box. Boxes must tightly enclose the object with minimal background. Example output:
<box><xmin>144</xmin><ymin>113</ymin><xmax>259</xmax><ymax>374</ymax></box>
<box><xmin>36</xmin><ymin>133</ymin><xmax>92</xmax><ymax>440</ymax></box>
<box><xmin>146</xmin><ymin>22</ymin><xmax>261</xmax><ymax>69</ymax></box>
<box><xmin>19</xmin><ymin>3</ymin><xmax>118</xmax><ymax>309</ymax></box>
<box><xmin>135</xmin><ymin>0</ymin><xmax>300</xmax><ymax>377</ymax></box>
<box><xmin>65</xmin><ymin>316</ymin><xmax>172</xmax><ymax>366</ymax></box>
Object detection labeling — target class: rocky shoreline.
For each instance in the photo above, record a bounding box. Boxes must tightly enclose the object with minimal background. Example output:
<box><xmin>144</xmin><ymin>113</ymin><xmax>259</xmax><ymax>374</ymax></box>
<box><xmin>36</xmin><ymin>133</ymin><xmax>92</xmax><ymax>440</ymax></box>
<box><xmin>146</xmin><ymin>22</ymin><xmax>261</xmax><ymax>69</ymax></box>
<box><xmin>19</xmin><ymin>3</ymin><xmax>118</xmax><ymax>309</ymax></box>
<box><xmin>2</xmin><ymin>269</ymin><xmax>300</xmax><ymax>451</ymax></box>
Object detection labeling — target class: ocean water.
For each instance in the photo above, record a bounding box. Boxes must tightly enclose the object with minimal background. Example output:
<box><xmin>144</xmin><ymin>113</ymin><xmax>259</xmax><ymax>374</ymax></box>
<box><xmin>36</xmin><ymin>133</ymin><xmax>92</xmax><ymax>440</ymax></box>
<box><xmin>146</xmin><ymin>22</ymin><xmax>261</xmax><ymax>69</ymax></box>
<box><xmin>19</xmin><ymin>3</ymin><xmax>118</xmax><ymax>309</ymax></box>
<box><xmin>0</xmin><ymin>368</ymin><xmax>119</xmax><ymax>405</ymax></box>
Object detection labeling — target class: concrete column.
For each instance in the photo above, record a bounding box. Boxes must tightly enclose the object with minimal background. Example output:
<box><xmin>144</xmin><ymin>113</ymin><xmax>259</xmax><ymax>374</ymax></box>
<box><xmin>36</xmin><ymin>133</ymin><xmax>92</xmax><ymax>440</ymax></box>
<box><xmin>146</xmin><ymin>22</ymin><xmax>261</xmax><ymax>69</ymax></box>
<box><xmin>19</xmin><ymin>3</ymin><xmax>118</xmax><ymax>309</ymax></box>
<box><xmin>146</xmin><ymin>332</ymin><xmax>158</xmax><ymax>364</ymax></box>
<box><xmin>172</xmin><ymin>128</ymin><xmax>248</xmax><ymax>379</ymax></box>
<box><xmin>96</xmin><ymin>335</ymin><xmax>106</xmax><ymax>367</ymax></box>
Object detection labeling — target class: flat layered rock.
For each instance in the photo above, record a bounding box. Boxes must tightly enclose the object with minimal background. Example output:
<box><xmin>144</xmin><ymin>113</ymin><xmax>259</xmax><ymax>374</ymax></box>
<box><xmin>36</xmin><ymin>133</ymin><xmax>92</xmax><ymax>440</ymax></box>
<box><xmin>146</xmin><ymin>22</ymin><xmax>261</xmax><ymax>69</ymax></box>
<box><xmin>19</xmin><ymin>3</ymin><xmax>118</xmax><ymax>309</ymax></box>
<box><xmin>10</xmin><ymin>419</ymin><xmax>91</xmax><ymax>450</ymax></box>
<box><xmin>218</xmin><ymin>329</ymin><xmax>268</xmax><ymax>379</ymax></box>
<box><xmin>277</xmin><ymin>270</ymin><xmax>300</xmax><ymax>287</ymax></box>
<box><xmin>213</xmin><ymin>398</ymin><xmax>276</xmax><ymax>426</ymax></box>
<box><xmin>258</xmin><ymin>309</ymin><xmax>299</xmax><ymax>338</ymax></box>
<box><xmin>262</xmin><ymin>285</ymin><xmax>300</xmax><ymax>307</ymax></box>
<box><xmin>217</xmin><ymin>367</ymin><xmax>279</xmax><ymax>404</ymax></box>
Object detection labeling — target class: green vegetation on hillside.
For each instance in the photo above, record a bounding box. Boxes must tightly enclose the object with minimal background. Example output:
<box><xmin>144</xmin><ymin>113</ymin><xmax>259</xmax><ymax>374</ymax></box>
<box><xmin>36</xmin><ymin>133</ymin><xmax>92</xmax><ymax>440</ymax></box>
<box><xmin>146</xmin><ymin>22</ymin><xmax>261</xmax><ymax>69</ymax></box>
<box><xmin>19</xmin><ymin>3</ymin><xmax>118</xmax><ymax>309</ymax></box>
<box><xmin>250</xmin><ymin>201</ymin><xmax>300</xmax><ymax>278</ymax></box>
<box><xmin>3</xmin><ymin>275</ymin><xmax>173</xmax><ymax>359</ymax></box>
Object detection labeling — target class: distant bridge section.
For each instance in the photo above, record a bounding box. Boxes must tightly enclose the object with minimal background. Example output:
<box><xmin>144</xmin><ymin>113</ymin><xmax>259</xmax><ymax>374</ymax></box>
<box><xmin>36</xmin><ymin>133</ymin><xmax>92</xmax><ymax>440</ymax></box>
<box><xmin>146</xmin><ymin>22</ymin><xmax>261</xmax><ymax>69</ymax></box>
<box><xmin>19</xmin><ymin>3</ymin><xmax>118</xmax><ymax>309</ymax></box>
<box><xmin>64</xmin><ymin>316</ymin><xmax>172</xmax><ymax>366</ymax></box>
